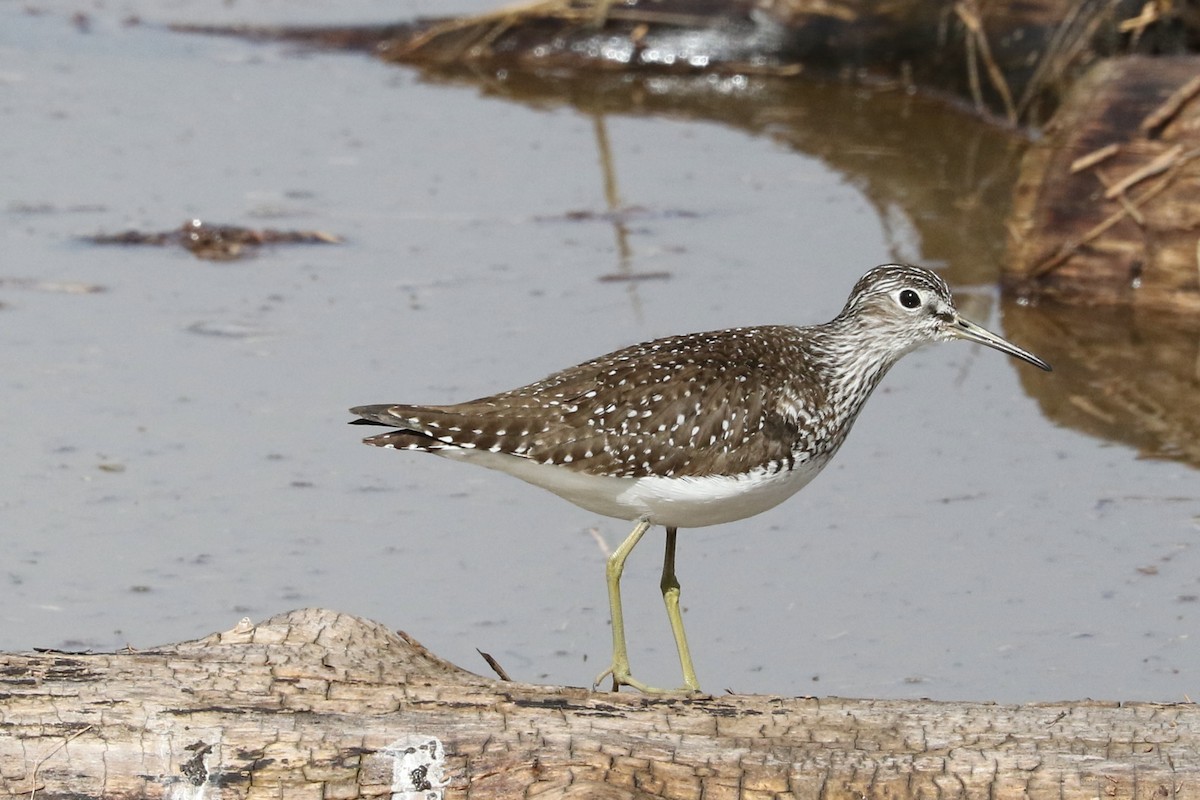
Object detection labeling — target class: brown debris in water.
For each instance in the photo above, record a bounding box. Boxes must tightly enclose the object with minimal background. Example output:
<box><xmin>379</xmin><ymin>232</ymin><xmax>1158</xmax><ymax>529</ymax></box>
<box><xmin>87</xmin><ymin>219</ymin><xmax>342</xmax><ymax>261</ymax></box>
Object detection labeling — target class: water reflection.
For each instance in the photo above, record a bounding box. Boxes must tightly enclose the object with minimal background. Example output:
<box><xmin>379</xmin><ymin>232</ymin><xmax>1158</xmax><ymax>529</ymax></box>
<box><xmin>424</xmin><ymin>67</ymin><xmax>1025</xmax><ymax>276</ymax></box>
<box><xmin>1006</xmin><ymin>301</ymin><xmax>1200</xmax><ymax>467</ymax></box>
<box><xmin>591</xmin><ymin>114</ymin><xmax>642</xmax><ymax>323</ymax></box>
<box><xmin>415</xmin><ymin>63</ymin><xmax>1200</xmax><ymax>469</ymax></box>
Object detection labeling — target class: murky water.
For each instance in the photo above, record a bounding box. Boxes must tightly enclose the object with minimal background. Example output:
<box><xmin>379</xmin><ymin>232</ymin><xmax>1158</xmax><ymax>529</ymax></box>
<box><xmin>2</xmin><ymin>1</ymin><xmax>1196</xmax><ymax>702</ymax></box>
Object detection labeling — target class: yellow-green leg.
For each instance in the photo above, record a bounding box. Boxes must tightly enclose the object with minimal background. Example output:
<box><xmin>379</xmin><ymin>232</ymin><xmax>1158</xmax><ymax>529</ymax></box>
<box><xmin>661</xmin><ymin>526</ymin><xmax>701</xmax><ymax>692</ymax></box>
<box><xmin>594</xmin><ymin>518</ymin><xmax>660</xmax><ymax>692</ymax></box>
<box><xmin>593</xmin><ymin>520</ymin><xmax>702</xmax><ymax>693</ymax></box>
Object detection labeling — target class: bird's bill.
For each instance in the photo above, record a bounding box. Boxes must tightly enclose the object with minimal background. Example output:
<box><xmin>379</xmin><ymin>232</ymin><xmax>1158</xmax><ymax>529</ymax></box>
<box><xmin>950</xmin><ymin>316</ymin><xmax>1052</xmax><ymax>371</ymax></box>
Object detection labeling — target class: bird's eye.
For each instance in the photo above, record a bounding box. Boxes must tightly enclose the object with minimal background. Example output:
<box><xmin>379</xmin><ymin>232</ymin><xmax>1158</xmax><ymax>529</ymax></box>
<box><xmin>898</xmin><ymin>289</ymin><xmax>921</xmax><ymax>309</ymax></box>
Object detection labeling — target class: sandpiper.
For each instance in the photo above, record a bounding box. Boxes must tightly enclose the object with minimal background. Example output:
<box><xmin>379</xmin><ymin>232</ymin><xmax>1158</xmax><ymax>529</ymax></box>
<box><xmin>351</xmin><ymin>264</ymin><xmax>1050</xmax><ymax>692</ymax></box>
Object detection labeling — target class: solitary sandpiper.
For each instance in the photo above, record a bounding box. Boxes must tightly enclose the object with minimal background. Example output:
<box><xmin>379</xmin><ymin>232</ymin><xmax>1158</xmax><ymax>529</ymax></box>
<box><xmin>351</xmin><ymin>264</ymin><xmax>1050</xmax><ymax>693</ymax></box>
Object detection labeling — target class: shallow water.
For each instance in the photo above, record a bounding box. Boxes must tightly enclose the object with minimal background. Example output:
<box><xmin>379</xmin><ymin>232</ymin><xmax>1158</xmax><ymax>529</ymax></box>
<box><xmin>2</xmin><ymin>1</ymin><xmax>1196</xmax><ymax>702</ymax></box>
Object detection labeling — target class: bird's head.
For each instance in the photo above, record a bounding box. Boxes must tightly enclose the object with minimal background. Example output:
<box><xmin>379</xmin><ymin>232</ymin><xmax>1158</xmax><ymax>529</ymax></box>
<box><xmin>836</xmin><ymin>264</ymin><xmax>1051</xmax><ymax>371</ymax></box>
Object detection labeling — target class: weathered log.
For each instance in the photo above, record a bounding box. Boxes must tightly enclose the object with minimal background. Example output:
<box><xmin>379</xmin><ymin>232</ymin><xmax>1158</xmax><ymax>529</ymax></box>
<box><xmin>1</xmin><ymin>608</ymin><xmax>1196</xmax><ymax>799</ymax></box>
<box><xmin>174</xmin><ymin>0</ymin><xmax>1192</xmax><ymax>126</ymax></box>
<box><xmin>1006</xmin><ymin>55</ymin><xmax>1200</xmax><ymax>312</ymax></box>
<box><xmin>372</xmin><ymin>0</ymin><xmax>1186</xmax><ymax>126</ymax></box>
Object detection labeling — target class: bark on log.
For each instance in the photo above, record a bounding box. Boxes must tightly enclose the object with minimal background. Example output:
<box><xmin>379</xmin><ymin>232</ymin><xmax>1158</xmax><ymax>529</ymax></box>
<box><xmin>1006</xmin><ymin>55</ymin><xmax>1200</xmax><ymax>312</ymax></box>
<box><xmin>1</xmin><ymin>608</ymin><xmax>1197</xmax><ymax>799</ymax></box>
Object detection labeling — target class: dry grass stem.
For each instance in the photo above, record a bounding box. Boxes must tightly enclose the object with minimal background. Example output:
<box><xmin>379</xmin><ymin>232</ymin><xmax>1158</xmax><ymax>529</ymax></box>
<box><xmin>954</xmin><ymin>1</ymin><xmax>1017</xmax><ymax>125</ymax></box>
<box><xmin>27</xmin><ymin>725</ymin><xmax>94</xmax><ymax>799</ymax></box>
<box><xmin>1033</xmin><ymin>150</ymin><xmax>1200</xmax><ymax>277</ymax></box>
<box><xmin>1141</xmin><ymin>74</ymin><xmax>1200</xmax><ymax>135</ymax></box>
<box><xmin>1070</xmin><ymin>143</ymin><xmax>1120</xmax><ymax>173</ymax></box>
<box><xmin>1104</xmin><ymin>144</ymin><xmax>1184</xmax><ymax>199</ymax></box>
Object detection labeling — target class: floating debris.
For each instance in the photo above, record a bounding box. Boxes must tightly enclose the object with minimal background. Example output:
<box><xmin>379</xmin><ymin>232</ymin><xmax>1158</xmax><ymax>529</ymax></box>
<box><xmin>596</xmin><ymin>270</ymin><xmax>672</xmax><ymax>282</ymax></box>
<box><xmin>87</xmin><ymin>218</ymin><xmax>342</xmax><ymax>261</ymax></box>
<box><xmin>538</xmin><ymin>206</ymin><xmax>700</xmax><ymax>223</ymax></box>
<box><xmin>0</xmin><ymin>278</ymin><xmax>106</xmax><ymax>294</ymax></box>
<box><xmin>7</xmin><ymin>202</ymin><xmax>108</xmax><ymax>214</ymax></box>
<box><xmin>184</xmin><ymin>320</ymin><xmax>272</xmax><ymax>339</ymax></box>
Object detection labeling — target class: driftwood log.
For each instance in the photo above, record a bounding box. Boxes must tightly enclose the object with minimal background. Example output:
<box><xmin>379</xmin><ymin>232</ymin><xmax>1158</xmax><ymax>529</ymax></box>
<box><xmin>1</xmin><ymin>608</ymin><xmax>1197</xmax><ymax>799</ymax></box>
<box><xmin>370</xmin><ymin>0</ymin><xmax>1158</xmax><ymax>127</ymax></box>
<box><xmin>177</xmin><ymin>0</ymin><xmax>1195</xmax><ymax>127</ymax></box>
<box><xmin>1007</xmin><ymin>55</ymin><xmax>1200</xmax><ymax>312</ymax></box>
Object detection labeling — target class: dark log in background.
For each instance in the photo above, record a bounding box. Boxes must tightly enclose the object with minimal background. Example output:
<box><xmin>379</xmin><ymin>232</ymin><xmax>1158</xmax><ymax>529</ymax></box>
<box><xmin>372</xmin><ymin>0</ymin><xmax>1154</xmax><ymax>128</ymax></box>
<box><xmin>1008</xmin><ymin>55</ymin><xmax>1200</xmax><ymax>313</ymax></box>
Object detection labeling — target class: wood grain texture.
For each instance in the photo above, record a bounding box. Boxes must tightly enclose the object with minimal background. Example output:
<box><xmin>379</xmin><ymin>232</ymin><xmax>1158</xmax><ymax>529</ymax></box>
<box><xmin>1</xmin><ymin>608</ymin><xmax>1195</xmax><ymax>799</ymax></box>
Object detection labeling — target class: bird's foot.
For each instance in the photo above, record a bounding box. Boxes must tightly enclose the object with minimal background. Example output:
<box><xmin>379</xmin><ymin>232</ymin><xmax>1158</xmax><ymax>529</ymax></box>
<box><xmin>592</xmin><ymin>663</ymin><xmax>701</xmax><ymax>694</ymax></box>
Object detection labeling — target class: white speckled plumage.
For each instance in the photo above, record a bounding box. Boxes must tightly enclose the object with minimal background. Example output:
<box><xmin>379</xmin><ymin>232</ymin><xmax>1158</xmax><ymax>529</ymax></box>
<box><xmin>350</xmin><ymin>263</ymin><xmax>1050</xmax><ymax>692</ymax></box>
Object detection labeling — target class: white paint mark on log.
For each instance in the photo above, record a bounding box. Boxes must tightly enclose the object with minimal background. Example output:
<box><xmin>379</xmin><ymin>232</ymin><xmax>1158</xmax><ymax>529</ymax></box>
<box><xmin>166</xmin><ymin>737</ymin><xmax>216</xmax><ymax>800</ymax></box>
<box><xmin>167</xmin><ymin>781</ymin><xmax>210</xmax><ymax>800</ymax></box>
<box><xmin>384</xmin><ymin>736</ymin><xmax>447</xmax><ymax>800</ymax></box>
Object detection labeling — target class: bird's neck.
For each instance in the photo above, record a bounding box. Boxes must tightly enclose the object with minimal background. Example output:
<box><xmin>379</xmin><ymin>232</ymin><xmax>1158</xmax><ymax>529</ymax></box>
<box><xmin>810</xmin><ymin>315</ymin><xmax>904</xmax><ymax>428</ymax></box>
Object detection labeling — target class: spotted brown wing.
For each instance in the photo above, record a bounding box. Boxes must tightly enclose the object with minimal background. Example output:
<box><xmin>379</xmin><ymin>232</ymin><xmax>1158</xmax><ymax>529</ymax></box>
<box><xmin>352</xmin><ymin>326</ymin><xmax>834</xmax><ymax>479</ymax></box>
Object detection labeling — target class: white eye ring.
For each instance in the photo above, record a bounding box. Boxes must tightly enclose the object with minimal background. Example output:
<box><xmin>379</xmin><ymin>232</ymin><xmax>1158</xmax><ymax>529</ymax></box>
<box><xmin>897</xmin><ymin>288</ymin><xmax>922</xmax><ymax>309</ymax></box>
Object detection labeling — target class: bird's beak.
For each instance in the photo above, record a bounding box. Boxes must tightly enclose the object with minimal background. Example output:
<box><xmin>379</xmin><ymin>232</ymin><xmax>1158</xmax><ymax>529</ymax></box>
<box><xmin>949</xmin><ymin>315</ymin><xmax>1052</xmax><ymax>371</ymax></box>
